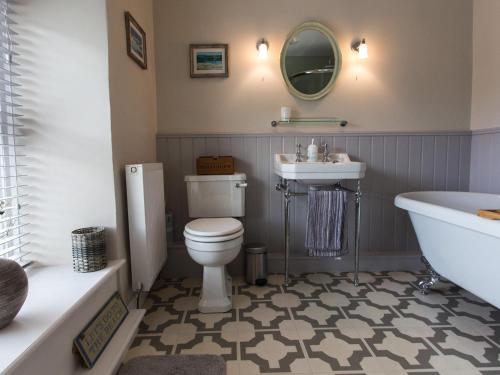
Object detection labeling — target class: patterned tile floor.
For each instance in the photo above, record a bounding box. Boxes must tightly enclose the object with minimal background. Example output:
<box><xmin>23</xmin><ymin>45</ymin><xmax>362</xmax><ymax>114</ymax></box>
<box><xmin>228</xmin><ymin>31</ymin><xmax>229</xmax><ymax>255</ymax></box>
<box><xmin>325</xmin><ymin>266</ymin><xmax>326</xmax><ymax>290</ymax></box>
<box><xmin>125</xmin><ymin>271</ymin><xmax>500</xmax><ymax>375</ymax></box>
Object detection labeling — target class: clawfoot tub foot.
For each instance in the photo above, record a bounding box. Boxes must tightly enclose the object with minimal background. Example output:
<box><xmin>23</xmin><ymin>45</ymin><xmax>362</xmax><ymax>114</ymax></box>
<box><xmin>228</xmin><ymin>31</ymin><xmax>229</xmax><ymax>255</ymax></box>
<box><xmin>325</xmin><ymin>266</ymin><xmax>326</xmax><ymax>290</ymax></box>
<box><xmin>418</xmin><ymin>256</ymin><xmax>441</xmax><ymax>295</ymax></box>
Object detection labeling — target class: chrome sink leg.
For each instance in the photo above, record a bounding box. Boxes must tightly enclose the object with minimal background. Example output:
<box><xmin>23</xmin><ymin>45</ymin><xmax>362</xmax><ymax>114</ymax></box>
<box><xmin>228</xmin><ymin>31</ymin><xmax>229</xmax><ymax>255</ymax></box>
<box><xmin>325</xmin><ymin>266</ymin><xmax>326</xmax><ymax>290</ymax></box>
<box><xmin>353</xmin><ymin>180</ymin><xmax>361</xmax><ymax>286</ymax></box>
<box><xmin>277</xmin><ymin>178</ymin><xmax>361</xmax><ymax>289</ymax></box>
<box><xmin>418</xmin><ymin>256</ymin><xmax>441</xmax><ymax>294</ymax></box>
<box><xmin>284</xmin><ymin>179</ymin><xmax>291</xmax><ymax>287</ymax></box>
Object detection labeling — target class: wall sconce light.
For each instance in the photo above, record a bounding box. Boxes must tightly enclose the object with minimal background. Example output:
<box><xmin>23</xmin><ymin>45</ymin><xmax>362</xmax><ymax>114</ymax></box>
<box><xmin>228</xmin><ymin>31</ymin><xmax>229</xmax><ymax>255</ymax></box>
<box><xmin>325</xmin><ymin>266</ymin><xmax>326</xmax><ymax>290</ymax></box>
<box><xmin>351</xmin><ymin>38</ymin><xmax>368</xmax><ymax>59</ymax></box>
<box><xmin>256</xmin><ymin>38</ymin><xmax>269</xmax><ymax>59</ymax></box>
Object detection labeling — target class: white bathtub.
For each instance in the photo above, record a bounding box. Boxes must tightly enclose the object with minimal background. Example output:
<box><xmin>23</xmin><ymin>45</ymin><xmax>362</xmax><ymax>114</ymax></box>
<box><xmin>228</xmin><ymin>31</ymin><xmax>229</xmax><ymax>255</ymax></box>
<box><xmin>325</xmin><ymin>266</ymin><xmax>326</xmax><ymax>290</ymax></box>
<box><xmin>395</xmin><ymin>191</ymin><xmax>500</xmax><ymax>308</ymax></box>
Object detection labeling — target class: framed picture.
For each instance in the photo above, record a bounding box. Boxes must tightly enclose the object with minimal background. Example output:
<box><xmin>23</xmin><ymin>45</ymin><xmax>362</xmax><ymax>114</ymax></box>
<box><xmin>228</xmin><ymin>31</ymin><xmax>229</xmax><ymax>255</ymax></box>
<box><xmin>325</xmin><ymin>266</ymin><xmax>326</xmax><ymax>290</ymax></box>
<box><xmin>190</xmin><ymin>44</ymin><xmax>228</xmax><ymax>78</ymax></box>
<box><xmin>125</xmin><ymin>11</ymin><xmax>147</xmax><ymax>69</ymax></box>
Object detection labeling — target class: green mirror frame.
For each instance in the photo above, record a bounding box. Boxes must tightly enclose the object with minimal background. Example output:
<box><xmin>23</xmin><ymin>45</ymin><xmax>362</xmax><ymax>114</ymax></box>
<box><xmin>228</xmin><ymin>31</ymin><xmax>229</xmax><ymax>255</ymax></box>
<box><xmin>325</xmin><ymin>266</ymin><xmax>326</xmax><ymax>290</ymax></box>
<box><xmin>280</xmin><ymin>21</ymin><xmax>342</xmax><ymax>101</ymax></box>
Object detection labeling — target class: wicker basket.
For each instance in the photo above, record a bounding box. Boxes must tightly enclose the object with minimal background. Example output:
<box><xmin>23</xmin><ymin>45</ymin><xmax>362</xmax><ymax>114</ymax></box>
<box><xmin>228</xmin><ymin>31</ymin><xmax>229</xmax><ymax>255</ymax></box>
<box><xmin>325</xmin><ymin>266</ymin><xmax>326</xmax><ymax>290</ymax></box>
<box><xmin>71</xmin><ymin>227</ymin><xmax>107</xmax><ymax>273</ymax></box>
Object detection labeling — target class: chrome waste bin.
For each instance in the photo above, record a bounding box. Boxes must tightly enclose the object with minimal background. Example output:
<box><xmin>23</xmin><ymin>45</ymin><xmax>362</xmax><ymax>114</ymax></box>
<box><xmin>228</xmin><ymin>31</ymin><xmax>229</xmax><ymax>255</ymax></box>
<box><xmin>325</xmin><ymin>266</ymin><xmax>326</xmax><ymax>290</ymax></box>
<box><xmin>244</xmin><ymin>242</ymin><xmax>267</xmax><ymax>286</ymax></box>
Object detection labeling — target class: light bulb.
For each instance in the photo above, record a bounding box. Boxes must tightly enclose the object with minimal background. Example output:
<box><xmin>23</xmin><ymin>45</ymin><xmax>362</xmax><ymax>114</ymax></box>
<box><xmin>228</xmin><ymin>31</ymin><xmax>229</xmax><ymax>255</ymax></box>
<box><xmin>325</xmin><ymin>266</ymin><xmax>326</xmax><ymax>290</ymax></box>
<box><xmin>358</xmin><ymin>39</ymin><xmax>368</xmax><ymax>59</ymax></box>
<box><xmin>258</xmin><ymin>42</ymin><xmax>268</xmax><ymax>59</ymax></box>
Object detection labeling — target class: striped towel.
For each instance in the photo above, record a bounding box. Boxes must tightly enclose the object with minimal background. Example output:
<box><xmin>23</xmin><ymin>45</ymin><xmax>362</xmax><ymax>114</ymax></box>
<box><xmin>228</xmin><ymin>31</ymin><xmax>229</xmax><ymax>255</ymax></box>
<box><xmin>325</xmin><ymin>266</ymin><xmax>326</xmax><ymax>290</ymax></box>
<box><xmin>306</xmin><ymin>188</ymin><xmax>348</xmax><ymax>257</ymax></box>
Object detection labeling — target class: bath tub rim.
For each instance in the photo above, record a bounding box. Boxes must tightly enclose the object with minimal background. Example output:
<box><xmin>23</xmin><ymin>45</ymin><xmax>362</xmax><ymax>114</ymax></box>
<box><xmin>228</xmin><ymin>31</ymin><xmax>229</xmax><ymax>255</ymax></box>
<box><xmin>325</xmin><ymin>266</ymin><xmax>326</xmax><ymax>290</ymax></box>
<box><xmin>395</xmin><ymin>191</ymin><xmax>500</xmax><ymax>239</ymax></box>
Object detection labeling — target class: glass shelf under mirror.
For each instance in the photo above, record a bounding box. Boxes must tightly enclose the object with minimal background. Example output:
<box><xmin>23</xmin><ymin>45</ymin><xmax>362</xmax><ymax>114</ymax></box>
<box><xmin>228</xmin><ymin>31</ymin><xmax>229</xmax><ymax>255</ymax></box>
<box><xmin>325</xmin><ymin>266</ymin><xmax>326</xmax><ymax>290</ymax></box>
<box><xmin>271</xmin><ymin>118</ymin><xmax>348</xmax><ymax>127</ymax></box>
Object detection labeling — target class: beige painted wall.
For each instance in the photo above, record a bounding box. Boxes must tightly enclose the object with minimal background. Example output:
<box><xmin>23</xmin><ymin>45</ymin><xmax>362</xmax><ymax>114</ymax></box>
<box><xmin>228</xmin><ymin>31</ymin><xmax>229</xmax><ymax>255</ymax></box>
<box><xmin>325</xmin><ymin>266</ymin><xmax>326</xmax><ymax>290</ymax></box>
<box><xmin>13</xmin><ymin>0</ymin><xmax>118</xmax><ymax>266</ymax></box>
<box><xmin>471</xmin><ymin>0</ymin><xmax>500</xmax><ymax>130</ymax></box>
<box><xmin>153</xmin><ymin>0</ymin><xmax>473</xmax><ymax>134</ymax></box>
<box><xmin>107</xmin><ymin>0</ymin><xmax>158</xmax><ymax>295</ymax></box>
<box><xmin>13</xmin><ymin>0</ymin><xmax>158</xmax><ymax>298</ymax></box>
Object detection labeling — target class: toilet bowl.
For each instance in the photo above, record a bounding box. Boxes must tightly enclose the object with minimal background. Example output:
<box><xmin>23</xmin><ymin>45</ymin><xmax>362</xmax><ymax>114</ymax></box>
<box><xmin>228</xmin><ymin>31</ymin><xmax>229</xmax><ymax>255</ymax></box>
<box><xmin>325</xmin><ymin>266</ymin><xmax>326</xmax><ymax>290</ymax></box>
<box><xmin>184</xmin><ymin>217</ymin><xmax>244</xmax><ymax>313</ymax></box>
<box><xmin>184</xmin><ymin>173</ymin><xmax>247</xmax><ymax>312</ymax></box>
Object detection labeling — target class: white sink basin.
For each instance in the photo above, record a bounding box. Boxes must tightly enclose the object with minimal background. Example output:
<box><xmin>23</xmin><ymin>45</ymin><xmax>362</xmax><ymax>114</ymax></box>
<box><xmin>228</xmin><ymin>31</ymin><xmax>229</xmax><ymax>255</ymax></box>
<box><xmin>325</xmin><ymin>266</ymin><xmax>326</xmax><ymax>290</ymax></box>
<box><xmin>274</xmin><ymin>153</ymin><xmax>366</xmax><ymax>185</ymax></box>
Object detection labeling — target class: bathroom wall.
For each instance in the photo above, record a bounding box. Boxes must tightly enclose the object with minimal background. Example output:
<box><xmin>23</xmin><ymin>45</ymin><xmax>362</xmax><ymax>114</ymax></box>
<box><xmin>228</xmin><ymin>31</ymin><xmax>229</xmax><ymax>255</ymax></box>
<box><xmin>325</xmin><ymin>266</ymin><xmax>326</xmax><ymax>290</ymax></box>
<box><xmin>13</xmin><ymin>0</ymin><xmax>118</xmax><ymax>266</ymax></box>
<box><xmin>471</xmin><ymin>0</ymin><xmax>500</xmax><ymax>131</ymax></box>
<box><xmin>470</xmin><ymin>129</ymin><xmax>500</xmax><ymax>193</ymax></box>
<box><xmin>13</xmin><ymin>0</ymin><xmax>159</xmax><ymax>298</ymax></box>
<box><xmin>469</xmin><ymin>0</ymin><xmax>500</xmax><ymax>194</ymax></box>
<box><xmin>107</xmin><ymin>0</ymin><xmax>158</xmax><ymax>296</ymax></box>
<box><xmin>154</xmin><ymin>0</ymin><xmax>474</xmax><ymax>276</ymax></box>
<box><xmin>158</xmin><ymin>132</ymin><xmax>471</xmax><ymax>276</ymax></box>
<box><xmin>153</xmin><ymin>0</ymin><xmax>473</xmax><ymax>134</ymax></box>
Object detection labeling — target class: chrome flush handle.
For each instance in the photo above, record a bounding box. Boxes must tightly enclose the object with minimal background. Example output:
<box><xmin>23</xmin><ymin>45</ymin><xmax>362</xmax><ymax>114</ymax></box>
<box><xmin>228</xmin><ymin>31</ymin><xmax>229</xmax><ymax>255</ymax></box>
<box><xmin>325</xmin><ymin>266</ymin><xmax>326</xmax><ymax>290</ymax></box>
<box><xmin>235</xmin><ymin>182</ymin><xmax>248</xmax><ymax>188</ymax></box>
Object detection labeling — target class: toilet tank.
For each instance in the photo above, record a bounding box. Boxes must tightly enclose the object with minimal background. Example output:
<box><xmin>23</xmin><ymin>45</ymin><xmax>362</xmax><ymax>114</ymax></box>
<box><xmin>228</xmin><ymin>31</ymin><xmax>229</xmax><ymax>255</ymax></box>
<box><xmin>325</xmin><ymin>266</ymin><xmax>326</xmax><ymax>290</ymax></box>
<box><xmin>185</xmin><ymin>173</ymin><xmax>247</xmax><ymax>218</ymax></box>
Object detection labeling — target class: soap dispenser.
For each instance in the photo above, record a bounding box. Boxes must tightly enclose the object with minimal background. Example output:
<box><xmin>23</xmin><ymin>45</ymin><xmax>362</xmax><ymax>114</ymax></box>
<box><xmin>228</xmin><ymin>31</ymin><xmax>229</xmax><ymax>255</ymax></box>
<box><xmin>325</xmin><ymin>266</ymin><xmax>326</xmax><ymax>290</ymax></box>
<box><xmin>307</xmin><ymin>139</ymin><xmax>318</xmax><ymax>162</ymax></box>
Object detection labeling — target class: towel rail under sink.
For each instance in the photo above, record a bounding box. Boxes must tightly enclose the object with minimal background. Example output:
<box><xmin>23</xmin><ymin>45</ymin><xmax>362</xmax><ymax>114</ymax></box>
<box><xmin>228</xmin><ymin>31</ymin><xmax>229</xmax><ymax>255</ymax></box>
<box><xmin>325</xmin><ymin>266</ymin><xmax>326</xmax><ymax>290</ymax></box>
<box><xmin>275</xmin><ymin>179</ymin><xmax>362</xmax><ymax>286</ymax></box>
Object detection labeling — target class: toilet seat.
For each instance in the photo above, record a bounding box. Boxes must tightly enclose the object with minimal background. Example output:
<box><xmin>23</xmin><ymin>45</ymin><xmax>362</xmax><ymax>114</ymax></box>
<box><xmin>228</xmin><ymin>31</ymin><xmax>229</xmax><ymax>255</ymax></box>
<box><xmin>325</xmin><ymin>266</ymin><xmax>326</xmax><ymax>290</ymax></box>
<box><xmin>185</xmin><ymin>235</ymin><xmax>243</xmax><ymax>252</ymax></box>
<box><xmin>184</xmin><ymin>218</ymin><xmax>244</xmax><ymax>244</ymax></box>
<box><xmin>184</xmin><ymin>217</ymin><xmax>244</xmax><ymax>250</ymax></box>
<box><xmin>184</xmin><ymin>228</ymin><xmax>244</xmax><ymax>243</ymax></box>
<box><xmin>185</xmin><ymin>218</ymin><xmax>242</xmax><ymax>237</ymax></box>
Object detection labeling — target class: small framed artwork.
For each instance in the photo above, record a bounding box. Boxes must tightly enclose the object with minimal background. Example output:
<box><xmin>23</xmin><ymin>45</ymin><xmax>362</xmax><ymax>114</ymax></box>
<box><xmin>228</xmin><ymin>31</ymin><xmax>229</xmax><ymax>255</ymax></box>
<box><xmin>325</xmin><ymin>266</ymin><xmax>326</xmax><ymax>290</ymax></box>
<box><xmin>190</xmin><ymin>44</ymin><xmax>228</xmax><ymax>78</ymax></box>
<box><xmin>125</xmin><ymin>11</ymin><xmax>147</xmax><ymax>69</ymax></box>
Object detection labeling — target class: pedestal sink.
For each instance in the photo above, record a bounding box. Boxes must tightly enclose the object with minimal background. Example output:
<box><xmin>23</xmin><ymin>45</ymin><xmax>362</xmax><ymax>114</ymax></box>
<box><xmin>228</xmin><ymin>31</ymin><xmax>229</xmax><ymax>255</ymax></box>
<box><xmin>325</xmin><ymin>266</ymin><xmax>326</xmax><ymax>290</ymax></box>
<box><xmin>273</xmin><ymin>153</ymin><xmax>366</xmax><ymax>185</ymax></box>
<box><xmin>274</xmin><ymin>152</ymin><xmax>366</xmax><ymax>287</ymax></box>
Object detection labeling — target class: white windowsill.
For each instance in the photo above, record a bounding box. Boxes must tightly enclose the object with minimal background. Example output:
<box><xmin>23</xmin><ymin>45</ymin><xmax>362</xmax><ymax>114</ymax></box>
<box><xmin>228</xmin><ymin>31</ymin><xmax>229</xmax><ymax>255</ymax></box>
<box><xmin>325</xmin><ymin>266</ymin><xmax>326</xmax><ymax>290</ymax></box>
<box><xmin>0</xmin><ymin>259</ymin><xmax>126</xmax><ymax>374</ymax></box>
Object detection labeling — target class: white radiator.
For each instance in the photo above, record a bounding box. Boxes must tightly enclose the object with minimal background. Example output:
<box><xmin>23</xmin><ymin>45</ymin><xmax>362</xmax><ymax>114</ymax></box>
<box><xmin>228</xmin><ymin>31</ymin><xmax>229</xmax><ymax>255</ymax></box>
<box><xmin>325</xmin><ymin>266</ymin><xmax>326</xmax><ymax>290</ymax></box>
<box><xmin>126</xmin><ymin>163</ymin><xmax>167</xmax><ymax>292</ymax></box>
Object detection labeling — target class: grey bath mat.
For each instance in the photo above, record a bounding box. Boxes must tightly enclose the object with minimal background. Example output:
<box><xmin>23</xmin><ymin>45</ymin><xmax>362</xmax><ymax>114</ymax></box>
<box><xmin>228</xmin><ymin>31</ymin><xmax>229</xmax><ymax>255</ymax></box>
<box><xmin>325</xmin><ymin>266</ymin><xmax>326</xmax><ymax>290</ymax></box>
<box><xmin>118</xmin><ymin>355</ymin><xmax>226</xmax><ymax>375</ymax></box>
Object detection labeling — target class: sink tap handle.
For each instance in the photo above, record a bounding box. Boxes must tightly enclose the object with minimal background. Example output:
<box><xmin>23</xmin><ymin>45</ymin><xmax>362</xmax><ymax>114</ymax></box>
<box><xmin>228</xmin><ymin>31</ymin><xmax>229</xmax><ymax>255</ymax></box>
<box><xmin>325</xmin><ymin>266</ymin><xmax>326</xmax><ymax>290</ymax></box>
<box><xmin>295</xmin><ymin>143</ymin><xmax>303</xmax><ymax>162</ymax></box>
<box><xmin>322</xmin><ymin>143</ymin><xmax>329</xmax><ymax>162</ymax></box>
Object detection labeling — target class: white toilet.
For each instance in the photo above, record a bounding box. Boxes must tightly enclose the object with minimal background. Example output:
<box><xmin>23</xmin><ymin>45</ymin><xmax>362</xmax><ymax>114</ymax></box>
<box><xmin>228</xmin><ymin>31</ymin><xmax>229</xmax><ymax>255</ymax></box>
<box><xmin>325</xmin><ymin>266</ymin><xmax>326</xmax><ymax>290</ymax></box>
<box><xmin>184</xmin><ymin>173</ymin><xmax>247</xmax><ymax>313</ymax></box>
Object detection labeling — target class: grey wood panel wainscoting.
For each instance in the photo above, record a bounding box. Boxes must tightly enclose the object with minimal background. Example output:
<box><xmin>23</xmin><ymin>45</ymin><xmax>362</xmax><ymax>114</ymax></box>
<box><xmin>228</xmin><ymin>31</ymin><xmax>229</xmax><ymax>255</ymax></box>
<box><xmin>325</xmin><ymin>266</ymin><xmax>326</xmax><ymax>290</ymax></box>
<box><xmin>470</xmin><ymin>127</ymin><xmax>500</xmax><ymax>194</ymax></box>
<box><xmin>157</xmin><ymin>132</ymin><xmax>471</xmax><ymax>277</ymax></box>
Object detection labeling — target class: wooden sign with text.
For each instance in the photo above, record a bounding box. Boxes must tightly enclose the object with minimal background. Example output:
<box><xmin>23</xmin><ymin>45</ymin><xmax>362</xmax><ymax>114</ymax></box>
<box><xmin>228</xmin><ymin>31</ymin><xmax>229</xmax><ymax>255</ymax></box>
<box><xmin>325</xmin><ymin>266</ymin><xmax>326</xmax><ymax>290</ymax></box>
<box><xmin>74</xmin><ymin>292</ymin><xmax>129</xmax><ymax>368</ymax></box>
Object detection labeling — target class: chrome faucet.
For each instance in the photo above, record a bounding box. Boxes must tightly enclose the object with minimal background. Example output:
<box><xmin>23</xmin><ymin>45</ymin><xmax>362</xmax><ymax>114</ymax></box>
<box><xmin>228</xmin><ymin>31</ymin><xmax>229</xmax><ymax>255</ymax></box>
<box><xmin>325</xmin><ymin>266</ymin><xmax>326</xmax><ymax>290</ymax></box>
<box><xmin>295</xmin><ymin>143</ymin><xmax>303</xmax><ymax>162</ymax></box>
<box><xmin>321</xmin><ymin>143</ymin><xmax>329</xmax><ymax>162</ymax></box>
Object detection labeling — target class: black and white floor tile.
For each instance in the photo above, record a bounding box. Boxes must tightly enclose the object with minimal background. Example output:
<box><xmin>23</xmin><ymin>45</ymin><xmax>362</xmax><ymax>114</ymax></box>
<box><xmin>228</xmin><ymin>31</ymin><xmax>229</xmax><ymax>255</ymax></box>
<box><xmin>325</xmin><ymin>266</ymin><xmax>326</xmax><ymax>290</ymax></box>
<box><xmin>126</xmin><ymin>272</ymin><xmax>500</xmax><ymax>374</ymax></box>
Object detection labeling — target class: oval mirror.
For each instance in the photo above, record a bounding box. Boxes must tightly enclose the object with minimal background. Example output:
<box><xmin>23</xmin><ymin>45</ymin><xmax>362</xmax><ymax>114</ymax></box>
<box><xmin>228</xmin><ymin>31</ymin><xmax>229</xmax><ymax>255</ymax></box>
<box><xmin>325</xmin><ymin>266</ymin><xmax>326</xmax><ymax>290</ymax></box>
<box><xmin>280</xmin><ymin>22</ymin><xmax>342</xmax><ymax>101</ymax></box>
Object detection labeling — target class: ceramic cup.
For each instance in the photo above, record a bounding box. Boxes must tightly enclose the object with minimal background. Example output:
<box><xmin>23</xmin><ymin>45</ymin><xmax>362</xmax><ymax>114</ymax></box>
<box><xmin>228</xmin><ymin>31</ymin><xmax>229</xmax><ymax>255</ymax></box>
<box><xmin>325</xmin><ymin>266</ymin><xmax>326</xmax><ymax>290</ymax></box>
<box><xmin>280</xmin><ymin>106</ymin><xmax>291</xmax><ymax>122</ymax></box>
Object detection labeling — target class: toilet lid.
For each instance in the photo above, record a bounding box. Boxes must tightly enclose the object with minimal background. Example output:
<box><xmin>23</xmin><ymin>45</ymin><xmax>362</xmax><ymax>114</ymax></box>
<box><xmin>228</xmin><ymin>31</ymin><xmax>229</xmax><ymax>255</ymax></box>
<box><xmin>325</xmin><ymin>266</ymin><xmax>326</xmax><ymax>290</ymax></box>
<box><xmin>184</xmin><ymin>218</ymin><xmax>243</xmax><ymax>237</ymax></box>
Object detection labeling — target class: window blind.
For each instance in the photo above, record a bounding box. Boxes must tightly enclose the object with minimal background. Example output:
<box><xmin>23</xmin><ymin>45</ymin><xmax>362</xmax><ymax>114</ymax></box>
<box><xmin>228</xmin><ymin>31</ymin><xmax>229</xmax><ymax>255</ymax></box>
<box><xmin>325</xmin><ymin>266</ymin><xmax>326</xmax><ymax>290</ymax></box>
<box><xmin>0</xmin><ymin>1</ymin><xmax>29</xmax><ymax>264</ymax></box>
